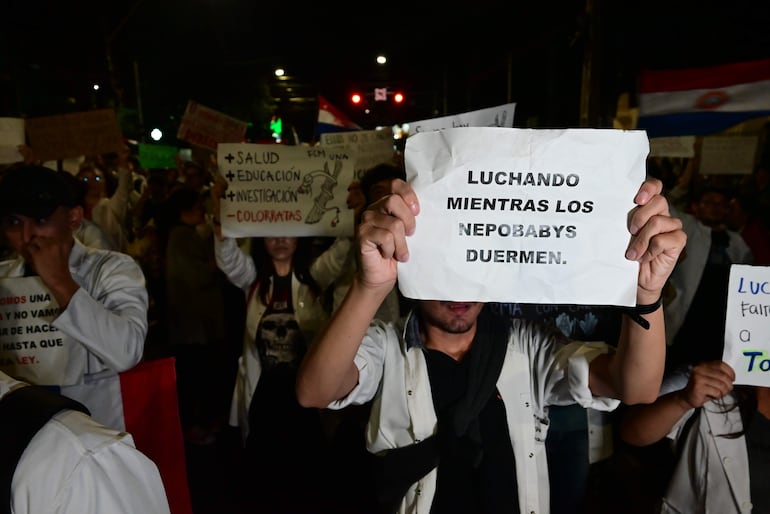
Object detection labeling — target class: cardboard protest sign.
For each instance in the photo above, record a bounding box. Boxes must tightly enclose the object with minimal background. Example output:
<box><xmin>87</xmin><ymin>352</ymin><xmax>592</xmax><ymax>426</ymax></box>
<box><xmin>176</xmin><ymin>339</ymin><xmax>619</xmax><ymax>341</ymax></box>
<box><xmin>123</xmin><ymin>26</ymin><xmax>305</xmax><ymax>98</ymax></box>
<box><xmin>398</xmin><ymin>127</ymin><xmax>648</xmax><ymax>305</ymax></box>
<box><xmin>217</xmin><ymin>143</ymin><xmax>355</xmax><ymax>238</ymax></box>
<box><xmin>0</xmin><ymin>277</ymin><xmax>72</xmax><ymax>384</ymax></box>
<box><xmin>25</xmin><ymin>109</ymin><xmax>123</xmax><ymax>162</ymax></box>
<box><xmin>648</xmin><ymin>135</ymin><xmax>696</xmax><ymax>158</ymax></box>
<box><xmin>0</xmin><ymin>117</ymin><xmax>24</xmax><ymax>164</ymax></box>
<box><xmin>699</xmin><ymin>135</ymin><xmax>759</xmax><ymax>175</ymax></box>
<box><xmin>723</xmin><ymin>265</ymin><xmax>770</xmax><ymax>386</ymax></box>
<box><xmin>407</xmin><ymin>102</ymin><xmax>516</xmax><ymax>134</ymax></box>
<box><xmin>320</xmin><ymin>127</ymin><xmax>396</xmax><ymax>180</ymax></box>
<box><xmin>177</xmin><ymin>101</ymin><xmax>247</xmax><ymax>151</ymax></box>
<box><xmin>139</xmin><ymin>143</ymin><xmax>179</xmax><ymax>169</ymax></box>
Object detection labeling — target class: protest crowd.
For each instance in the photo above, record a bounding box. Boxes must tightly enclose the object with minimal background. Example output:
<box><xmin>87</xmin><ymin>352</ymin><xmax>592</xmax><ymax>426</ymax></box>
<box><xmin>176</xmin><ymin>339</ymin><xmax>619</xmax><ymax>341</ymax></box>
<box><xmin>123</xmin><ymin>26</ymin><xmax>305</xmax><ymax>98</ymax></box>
<box><xmin>1</xmin><ymin>75</ymin><xmax>770</xmax><ymax>514</ymax></box>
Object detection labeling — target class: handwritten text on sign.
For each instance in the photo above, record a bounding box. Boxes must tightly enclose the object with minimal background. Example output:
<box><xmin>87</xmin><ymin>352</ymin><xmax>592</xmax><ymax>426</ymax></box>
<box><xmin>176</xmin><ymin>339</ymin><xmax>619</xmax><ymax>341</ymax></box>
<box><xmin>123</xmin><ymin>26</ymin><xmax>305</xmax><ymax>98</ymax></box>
<box><xmin>398</xmin><ymin>127</ymin><xmax>648</xmax><ymax>304</ymax></box>
<box><xmin>217</xmin><ymin>143</ymin><xmax>355</xmax><ymax>238</ymax></box>
<box><xmin>724</xmin><ymin>265</ymin><xmax>770</xmax><ymax>386</ymax></box>
<box><xmin>407</xmin><ymin>102</ymin><xmax>517</xmax><ymax>134</ymax></box>
<box><xmin>320</xmin><ymin>128</ymin><xmax>396</xmax><ymax>181</ymax></box>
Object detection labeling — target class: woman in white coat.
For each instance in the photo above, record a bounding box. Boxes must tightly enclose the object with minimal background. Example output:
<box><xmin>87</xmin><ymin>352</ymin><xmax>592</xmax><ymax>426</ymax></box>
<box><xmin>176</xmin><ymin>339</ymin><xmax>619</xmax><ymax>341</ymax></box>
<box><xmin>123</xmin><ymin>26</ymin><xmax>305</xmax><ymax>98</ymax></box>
<box><xmin>211</xmin><ymin>179</ymin><xmax>331</xmax><ymax>514</ymax></box>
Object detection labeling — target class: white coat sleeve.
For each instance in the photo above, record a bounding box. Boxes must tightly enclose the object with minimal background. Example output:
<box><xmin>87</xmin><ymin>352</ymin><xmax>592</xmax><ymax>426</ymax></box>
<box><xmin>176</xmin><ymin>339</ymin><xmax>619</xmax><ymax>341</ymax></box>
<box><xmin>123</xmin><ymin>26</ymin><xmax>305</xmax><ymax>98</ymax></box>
<box><xmin>309</xmin><ymin>236</ymin><xmax>353</xmax><ymax>289</ymax></box>
<box><xmin>53</xmin><ymin>252</ymin><xmax>148</xmax><ymax>372</ymax></box>
<box><xmin>214</xmin><ymin>237</ymin><xmax>257</xmax><ymax>291</ymax></box>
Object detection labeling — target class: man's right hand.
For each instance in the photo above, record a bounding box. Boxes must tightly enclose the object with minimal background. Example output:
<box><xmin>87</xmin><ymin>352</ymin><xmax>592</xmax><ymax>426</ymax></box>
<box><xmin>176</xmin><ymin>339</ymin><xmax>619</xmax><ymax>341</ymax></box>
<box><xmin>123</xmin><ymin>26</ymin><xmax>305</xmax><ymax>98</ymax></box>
<box><xmin>356</xmin><ymin>178</ymin><xmax>420</xmax><ymax>292</ymax></box>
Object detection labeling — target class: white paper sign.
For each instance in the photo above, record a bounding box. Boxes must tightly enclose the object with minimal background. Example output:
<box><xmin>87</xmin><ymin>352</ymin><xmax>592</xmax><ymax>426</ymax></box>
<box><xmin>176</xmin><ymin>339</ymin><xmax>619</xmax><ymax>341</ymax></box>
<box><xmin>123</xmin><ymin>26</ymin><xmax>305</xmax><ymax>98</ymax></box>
<box><xmin>217</xmin><ymin>143</ymin><xmax>355</xmax><ymax>238</ymax></box>
<box><xmin>0</xmin><ymin>277</ymin><xmax>69</xmax><ymax>384</ymax></box>
<box><xmin>0</xmin><ymin>117</ymin><xmax>24</xmax><ymax>164</ymax></box>
<box><xmin>700</xmin><ymin>135</ymin><xmax>758</xmax><ymax>175</ymax></box>
<box><xmin>320</xmin><ymin>127</ymin><xmax>396</xmax><ymax>180</ymax></box>
<box><xmin>408</xmin><ymin>102</ymin><xmax>517</xmax><ymax>134</ymax></box>
<box><xmin>398</xmin><ymin>127</ymin><xmax>648</xmax><ymax>304</ymax></box>
<box><xmin>723</xmin><ymin>265</ymin><xmax>770</xmax><ymax>386</ymax></box>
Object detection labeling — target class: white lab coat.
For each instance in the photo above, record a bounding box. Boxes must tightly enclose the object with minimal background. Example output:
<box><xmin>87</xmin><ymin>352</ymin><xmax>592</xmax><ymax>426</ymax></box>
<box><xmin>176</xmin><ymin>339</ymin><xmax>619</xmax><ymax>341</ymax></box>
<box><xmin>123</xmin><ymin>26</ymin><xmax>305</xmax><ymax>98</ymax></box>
<box><xmin>1</xmin><ymin>372</ymin><xmax>170</xmax><ymax>514</ymax></box>
<box><xmin>329</xmin><ymin>311</ymin><xmax>619</xmax><ymax>514</ymax></box>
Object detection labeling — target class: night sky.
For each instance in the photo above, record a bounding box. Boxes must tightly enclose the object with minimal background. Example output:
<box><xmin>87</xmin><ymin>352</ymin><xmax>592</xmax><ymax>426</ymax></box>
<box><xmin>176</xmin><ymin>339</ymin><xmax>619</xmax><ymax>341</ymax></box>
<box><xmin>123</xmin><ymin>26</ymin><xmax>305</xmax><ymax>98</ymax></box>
<box><xmin>3</xmin><ymin>0</ymin><xmax>770</xmax><ymax>142</ymax></box>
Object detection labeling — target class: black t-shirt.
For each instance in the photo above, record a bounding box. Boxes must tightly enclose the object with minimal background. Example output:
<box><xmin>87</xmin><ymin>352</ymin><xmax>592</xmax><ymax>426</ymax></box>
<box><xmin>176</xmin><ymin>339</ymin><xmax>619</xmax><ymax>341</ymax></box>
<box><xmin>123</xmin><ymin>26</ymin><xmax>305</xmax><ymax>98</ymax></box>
<box><xmin>256</xmin><ymin>274</ymin><xmax>306</xmax><ymax>371</ymax></box>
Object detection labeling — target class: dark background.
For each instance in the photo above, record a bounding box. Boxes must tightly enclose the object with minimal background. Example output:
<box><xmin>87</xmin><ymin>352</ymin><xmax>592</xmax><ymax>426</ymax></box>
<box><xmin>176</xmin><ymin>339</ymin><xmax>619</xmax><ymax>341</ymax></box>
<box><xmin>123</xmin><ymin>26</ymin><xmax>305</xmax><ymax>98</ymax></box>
<box><xmin>3</xmin><ymin>0</ymin><xmax>770</xmax><ymax>143</ymax></box>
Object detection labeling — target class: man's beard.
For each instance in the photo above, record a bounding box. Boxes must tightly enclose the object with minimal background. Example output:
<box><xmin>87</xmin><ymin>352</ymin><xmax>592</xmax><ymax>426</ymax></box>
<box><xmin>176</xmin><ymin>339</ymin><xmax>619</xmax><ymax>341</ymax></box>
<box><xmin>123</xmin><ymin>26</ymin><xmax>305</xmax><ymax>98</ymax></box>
<box><xmin>420</xmin><ymin>304</ymin><xmax>477</xmax><ymax>334</ymax></box>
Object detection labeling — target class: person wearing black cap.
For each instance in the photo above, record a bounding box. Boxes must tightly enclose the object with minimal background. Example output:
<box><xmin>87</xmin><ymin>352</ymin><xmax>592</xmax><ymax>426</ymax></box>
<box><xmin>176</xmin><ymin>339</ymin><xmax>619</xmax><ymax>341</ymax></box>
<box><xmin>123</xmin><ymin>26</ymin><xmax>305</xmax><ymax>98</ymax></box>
<box><xmin>0</xmin><ymin>164</ymin><xmax>149</xmax><ymax>430</ymax></box>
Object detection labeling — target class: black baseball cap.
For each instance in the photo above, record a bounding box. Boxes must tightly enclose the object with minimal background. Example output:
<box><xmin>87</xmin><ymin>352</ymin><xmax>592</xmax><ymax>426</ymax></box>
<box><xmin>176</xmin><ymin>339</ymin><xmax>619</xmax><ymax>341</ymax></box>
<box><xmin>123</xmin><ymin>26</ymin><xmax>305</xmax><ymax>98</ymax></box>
<box><xmin>0</xmin><ymin>165</ymin><xmax>79</xmax><ymax>219</ymax></box>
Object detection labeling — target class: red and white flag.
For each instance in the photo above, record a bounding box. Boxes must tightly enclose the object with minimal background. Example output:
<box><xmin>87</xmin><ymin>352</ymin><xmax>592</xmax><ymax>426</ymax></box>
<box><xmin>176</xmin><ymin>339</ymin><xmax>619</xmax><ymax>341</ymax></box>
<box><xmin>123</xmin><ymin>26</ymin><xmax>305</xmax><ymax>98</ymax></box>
<box><xmin>316</xmin><ymin>95</ymin><xmax>362</xmax><ymax>135</ymax></box>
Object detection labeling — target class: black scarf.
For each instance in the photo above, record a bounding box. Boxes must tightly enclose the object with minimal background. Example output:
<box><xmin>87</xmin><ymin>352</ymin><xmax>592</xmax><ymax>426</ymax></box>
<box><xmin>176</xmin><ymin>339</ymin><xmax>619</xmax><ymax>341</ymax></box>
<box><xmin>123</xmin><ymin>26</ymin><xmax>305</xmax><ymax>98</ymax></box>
<box><xmin>435</xmin><ymin>307</ymin><xmax>510</xmax><ymax>468</ymax></box>
<box><xmin>372</xmin><ymin>306</ymin><xmax>510</xmax><ymax>513</ymax></box>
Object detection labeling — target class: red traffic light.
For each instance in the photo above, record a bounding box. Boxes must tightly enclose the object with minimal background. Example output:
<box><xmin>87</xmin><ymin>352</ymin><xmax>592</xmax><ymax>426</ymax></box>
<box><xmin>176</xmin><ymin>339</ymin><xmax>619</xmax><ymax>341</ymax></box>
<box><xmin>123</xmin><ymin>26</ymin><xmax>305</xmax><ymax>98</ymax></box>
<box><xmin>393</xmin><ymin>92</ymin><xmax>404</xmax><ymax>103</ymax></box>
<box><xmin>351</xmin><ymin>93</ymin><xmax>362</xmax><ymax>104</ymax></box>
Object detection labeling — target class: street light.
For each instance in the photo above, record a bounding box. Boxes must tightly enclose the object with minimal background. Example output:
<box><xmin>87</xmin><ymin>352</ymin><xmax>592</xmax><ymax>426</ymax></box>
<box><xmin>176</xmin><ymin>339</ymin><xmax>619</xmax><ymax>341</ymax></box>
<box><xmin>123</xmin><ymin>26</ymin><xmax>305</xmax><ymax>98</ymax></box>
<box><xmin>150</xmin><ymin>128</ymin><xmax>162</xmax><ymax>141</ymax></box>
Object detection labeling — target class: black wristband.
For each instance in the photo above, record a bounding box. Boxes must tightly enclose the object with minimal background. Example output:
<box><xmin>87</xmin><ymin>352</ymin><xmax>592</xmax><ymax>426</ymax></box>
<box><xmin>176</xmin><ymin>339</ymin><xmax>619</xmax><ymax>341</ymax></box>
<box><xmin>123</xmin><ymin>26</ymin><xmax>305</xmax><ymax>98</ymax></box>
<box><xmin>622</xmin><ymin>295</ymin><xmax>663</xmax><ymax>330</ymax></box>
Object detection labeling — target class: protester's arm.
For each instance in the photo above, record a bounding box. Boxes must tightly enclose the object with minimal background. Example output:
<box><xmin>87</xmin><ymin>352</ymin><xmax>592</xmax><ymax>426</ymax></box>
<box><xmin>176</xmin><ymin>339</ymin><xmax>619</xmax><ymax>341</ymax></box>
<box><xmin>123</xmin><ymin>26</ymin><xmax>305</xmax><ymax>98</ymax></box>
<box><xmin>309</xmin><ymin>236</ymin><xmax>353</xmax><ymax>290</ymax></box>
<box><xmin>588</xmin><ymin>178</ymin><xmax>687</xmax><ymax>404</ymax></box>
<box><xmin>620</xmin><ymin>361</ymin><xmax>734</xmax><ymax>446</ymax></box>
<box><xmin>209</xmin><ymin>174</ymin><xmax>256</xmax><ymax>289</ymax></box>
<box><xmin>131</xmin><ymin>185</ymin><xmax>152</xmax><ymax>234</ymax></box>
<box><xmin>108</xmin><ymin>147</ymin><xmax>132</xmax><ymax>221</ymax></box>
<box><xmin>297</xmin><ymin>180</ymin><xmax>419</xmax><ymax>408</ymax></box>
<box><xmin>53</xmin><ymin>251</ymin><xmax>148</xmax><ymax>371</ymax></box>
<box><xmin>25</xmin><ymin>233</ymin><xmax>81</xmax><ymax>309</ymax></box>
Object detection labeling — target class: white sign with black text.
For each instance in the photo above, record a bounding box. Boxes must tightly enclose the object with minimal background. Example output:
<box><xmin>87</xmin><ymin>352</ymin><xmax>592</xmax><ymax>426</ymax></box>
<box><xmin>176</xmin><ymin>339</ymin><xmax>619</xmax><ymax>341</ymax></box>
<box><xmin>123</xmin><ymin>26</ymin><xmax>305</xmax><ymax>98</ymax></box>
<box><xmin>398</xmin><ymin>127</ymin><xmax>648</xmax><ymax>305</ymax></box>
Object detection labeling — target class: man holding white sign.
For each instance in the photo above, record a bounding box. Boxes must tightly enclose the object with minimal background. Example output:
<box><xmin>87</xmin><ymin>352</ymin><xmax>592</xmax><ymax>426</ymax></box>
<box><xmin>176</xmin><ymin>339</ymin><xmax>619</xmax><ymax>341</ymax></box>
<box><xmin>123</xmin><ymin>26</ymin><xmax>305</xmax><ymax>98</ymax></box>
<box><xmin>297</xmin><ymin>128</ymin><xmax>686</xmax><ymax>514</ymax></box>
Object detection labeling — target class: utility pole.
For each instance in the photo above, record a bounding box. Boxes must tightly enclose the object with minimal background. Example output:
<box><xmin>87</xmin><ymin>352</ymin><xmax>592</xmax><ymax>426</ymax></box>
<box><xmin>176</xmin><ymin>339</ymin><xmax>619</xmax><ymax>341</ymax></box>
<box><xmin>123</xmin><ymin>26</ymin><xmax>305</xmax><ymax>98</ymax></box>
<box><xmin>579</xmin><ymin>0</ymin><xmax>599</xmax><ymax>127</ymax></box>
<box><xmin>103</xmin><ymin>0</ymin><xmax>146</xmax><ymax>137</ymax></box>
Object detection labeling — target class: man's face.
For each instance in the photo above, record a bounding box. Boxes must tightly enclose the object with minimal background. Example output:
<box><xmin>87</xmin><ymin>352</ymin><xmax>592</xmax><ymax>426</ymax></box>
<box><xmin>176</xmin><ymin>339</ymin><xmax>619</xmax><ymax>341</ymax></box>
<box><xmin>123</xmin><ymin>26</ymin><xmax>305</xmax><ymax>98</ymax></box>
<box><xmin>418</xmin><ymin>300</ymin><xmax>484</xmax><ymax>335</ymax></box>
<box><xmin>76</xmin><ymin>167</ymin><xmax>106</xmax><ymax>198</ymax></box>
<box><xmin>692</xmin><ymin>191</ymin><xmax>729</xmax><ymax>227</ymax></box>
<box><xmin>183</xmin><ymin>165</ymin><xmax>206</xmax><ymax>191</ymax></box>
<box><xmin>1</xmin><ymin>207</ymin><xmax>79</xmax><ymax>262</ymax></box>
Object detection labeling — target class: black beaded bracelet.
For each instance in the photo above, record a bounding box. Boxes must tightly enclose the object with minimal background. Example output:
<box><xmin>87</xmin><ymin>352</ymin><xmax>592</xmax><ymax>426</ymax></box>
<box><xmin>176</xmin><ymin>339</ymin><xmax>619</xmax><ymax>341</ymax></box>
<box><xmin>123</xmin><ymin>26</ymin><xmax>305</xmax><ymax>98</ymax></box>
<box><xmin>622</xmin><ymin>295</ymin><xmax>663</xmax><ymax>330</ymax></box>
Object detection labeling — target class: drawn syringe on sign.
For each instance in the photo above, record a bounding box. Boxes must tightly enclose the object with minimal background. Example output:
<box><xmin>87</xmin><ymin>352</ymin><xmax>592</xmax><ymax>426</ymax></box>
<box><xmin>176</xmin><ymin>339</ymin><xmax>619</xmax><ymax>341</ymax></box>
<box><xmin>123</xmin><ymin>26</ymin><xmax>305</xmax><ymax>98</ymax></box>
<box><xmin>297</xmin><ymin>160</ymin><xmax>342</xmax><ymax>226</ymax></box>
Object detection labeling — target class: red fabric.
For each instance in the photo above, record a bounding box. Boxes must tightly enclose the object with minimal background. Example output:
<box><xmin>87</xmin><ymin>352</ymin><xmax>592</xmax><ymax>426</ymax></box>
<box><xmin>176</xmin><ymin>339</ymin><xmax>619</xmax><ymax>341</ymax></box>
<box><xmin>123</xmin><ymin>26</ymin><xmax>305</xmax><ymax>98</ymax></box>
<box><xmin>639</xmin><ymin>58</ymin><xmax>770</xmax><ymax>93</ymax></box>
<box><xmin>120</xmin><ymin>357</ymin><xmax>192</xmax><ymax>514</ymax></box>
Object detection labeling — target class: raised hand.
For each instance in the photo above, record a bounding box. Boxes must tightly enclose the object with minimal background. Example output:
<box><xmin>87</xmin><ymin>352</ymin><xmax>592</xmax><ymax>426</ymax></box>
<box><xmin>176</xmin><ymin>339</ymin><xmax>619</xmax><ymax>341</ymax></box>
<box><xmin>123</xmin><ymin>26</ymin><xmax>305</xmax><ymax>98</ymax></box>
<box><xmin>356</xmin><ymin>178</ymin><xmax>419</xmax><ymax>291</ymax></box>
<box><xmin>678</xmin><ymin>360</ymin><xmax>735</xmax><ymax>409</ymax></box>
<box><xmin>625</xmin><ymin>178</ymin><xmax>687</xmax><ymax>303</ymax></box>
